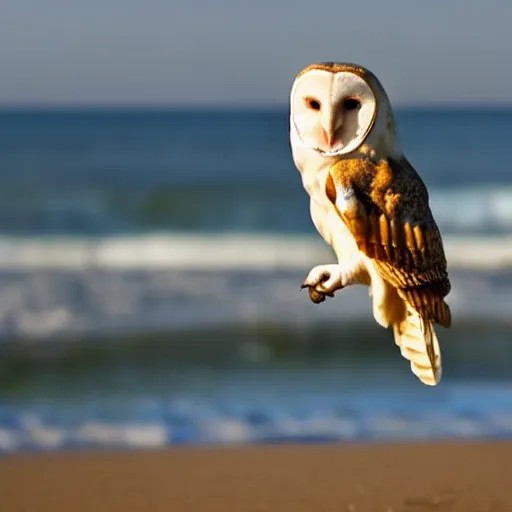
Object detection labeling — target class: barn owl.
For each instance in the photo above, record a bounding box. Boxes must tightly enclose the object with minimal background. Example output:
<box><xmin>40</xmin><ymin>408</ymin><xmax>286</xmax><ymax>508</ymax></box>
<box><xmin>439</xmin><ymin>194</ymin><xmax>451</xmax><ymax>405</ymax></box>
<box><xmin>289</xmin><ymin>62</ymin><xmax>451</xmax><ymax>386</ymax></box>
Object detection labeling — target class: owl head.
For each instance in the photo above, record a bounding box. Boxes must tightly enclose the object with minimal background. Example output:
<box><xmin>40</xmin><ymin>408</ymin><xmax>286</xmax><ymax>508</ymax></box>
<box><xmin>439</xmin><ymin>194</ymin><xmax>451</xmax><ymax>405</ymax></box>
<box><xmin>289</xmin><ymin>62</ymin><xmax>400</xmax><ymax>162</ymax></box>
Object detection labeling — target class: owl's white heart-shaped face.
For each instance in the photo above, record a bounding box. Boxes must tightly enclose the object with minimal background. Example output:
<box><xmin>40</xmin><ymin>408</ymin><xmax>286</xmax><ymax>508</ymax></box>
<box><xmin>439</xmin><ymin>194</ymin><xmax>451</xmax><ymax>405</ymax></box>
<box><xmin>290</xmin><ymin>68</ymin><xmax>378</xmax><ymax>157</ymax></box>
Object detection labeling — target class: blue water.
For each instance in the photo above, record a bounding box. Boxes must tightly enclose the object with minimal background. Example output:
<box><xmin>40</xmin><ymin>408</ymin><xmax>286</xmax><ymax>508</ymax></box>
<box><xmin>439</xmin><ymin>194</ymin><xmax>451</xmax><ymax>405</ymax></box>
<box><xmin>1</xmin><ymin>107</ymin><xmax>512</xmax><ymax>454</ymax></box>
<box><xmin>1</xmin><ymin>107</ymin><xmax>512</xmax><ymax>236</ymax></box>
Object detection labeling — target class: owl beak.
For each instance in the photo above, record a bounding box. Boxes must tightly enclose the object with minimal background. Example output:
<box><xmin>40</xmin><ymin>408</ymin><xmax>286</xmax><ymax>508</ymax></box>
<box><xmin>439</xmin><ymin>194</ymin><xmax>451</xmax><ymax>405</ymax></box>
<box><xmin>321</xmin><ymin>112</ymin><xmax>343</xmax><ymax>150</ymax></box>
<box><xmin>320</xmin><ymin>126</ymin><xmax>334</xmax><ymax>149</ymax></box>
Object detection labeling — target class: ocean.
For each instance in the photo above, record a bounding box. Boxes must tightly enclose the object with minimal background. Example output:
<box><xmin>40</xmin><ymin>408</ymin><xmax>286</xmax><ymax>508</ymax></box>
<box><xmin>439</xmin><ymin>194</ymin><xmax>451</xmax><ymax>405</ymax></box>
<box><xmin>0</xmin><ymin>107</ymin><xmax>511</xmax><ymax>454</ymax></box>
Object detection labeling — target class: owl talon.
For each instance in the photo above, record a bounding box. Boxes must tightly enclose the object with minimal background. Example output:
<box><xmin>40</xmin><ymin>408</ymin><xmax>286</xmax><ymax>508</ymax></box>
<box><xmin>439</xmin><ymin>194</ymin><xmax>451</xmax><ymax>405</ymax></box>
<box><xmin>301</xmin><ymin>285</ymin><xmax>335</xmax><ymax>304</ymax></box>
<box><xmin>301</xmin><ymin>264</ymin><xmax>344</xmax><ymax>304</ymax></box>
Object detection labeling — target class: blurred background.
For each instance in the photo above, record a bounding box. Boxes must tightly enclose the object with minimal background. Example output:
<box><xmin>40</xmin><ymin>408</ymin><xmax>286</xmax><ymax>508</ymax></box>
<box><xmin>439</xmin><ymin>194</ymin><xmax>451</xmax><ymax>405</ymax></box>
<box><xmin>0</xmin><ymin>0</ymin><xmax>511</xmax><ymax>453</ymax></box>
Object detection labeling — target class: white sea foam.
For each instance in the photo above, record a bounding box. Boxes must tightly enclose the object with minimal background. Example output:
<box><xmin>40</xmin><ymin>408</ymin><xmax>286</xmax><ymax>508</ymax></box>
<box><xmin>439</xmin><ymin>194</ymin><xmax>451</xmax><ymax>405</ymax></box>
<box><xmin>430</xmin><ymin>185</ymin><xmax>512</xmax><ymax>234</ymax></box>
<box><xmin>75</xmin><ymin>422</ymin><xmax>168</xmax><ymax>448</ymax></box>
<box><xmin>0</xmin><ymin>232</ymin><xmax>511</xmax><ymax>271</ymax></box>
<box><xmin>0</xmin><ymin>234</ymin><xmax>331</xmax><ymax>271</ymax></box>
<box><xmin>0</xmin><ymin>232</ymin><xmax>510</xmax><ymax>341</ymax></box>
<box><xmin>2</xmin><ymin>383</ymin><xmax>512</xmax><ymax>453</ymax></box>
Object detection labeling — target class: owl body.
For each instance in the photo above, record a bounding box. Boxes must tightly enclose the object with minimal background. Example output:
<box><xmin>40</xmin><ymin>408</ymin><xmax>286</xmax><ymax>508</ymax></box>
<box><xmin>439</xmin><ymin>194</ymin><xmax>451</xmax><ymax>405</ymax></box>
<box><xmin>289</xmin><ymin>62</ymin><xmax>451</xmax><ymax>386</ymax></box>
<box><xmin>301</xmin><ymin>157</ymin><xmax>370</xmax><ymax>288</ymax></box>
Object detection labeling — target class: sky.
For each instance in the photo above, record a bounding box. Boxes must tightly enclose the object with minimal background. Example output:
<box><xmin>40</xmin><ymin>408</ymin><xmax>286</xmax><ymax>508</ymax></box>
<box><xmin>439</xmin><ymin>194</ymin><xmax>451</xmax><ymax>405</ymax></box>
<box><xmin>0</xmin><ymin>0</ymin><xmax>511</xmax><ymax>107</ymax></box>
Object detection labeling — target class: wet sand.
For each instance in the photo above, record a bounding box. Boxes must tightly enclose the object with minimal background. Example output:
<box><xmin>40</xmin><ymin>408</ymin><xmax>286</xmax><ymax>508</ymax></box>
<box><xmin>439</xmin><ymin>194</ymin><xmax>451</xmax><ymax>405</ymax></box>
<box><xmin>1</xmin><ymin>441</ymin><xmax>511</xmax><ymax>511</ymax></box>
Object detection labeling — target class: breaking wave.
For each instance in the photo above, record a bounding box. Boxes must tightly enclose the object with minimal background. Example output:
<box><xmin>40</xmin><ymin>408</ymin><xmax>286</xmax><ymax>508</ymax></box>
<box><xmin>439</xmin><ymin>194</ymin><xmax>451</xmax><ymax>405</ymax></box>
<box><xmin>0</xmin><ymin>232</ymin><xmax>511</xmax><ymax>271</ymax></box>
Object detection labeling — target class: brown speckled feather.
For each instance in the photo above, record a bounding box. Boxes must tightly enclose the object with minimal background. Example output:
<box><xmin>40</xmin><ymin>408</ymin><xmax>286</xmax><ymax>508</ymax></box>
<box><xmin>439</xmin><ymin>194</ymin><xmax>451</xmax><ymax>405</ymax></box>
<box><xmin>326</xmin><ymin>157</ymin><xmax>451</xmax><ymax>329</ymax></box>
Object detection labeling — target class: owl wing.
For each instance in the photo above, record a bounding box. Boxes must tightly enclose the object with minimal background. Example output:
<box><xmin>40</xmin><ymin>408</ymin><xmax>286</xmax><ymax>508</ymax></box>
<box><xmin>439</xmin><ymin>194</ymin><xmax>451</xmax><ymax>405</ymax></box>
<box><xmin>326</xmin><ymin>157</ymin><xmax>451</xmax><ymax>328</ymax></box>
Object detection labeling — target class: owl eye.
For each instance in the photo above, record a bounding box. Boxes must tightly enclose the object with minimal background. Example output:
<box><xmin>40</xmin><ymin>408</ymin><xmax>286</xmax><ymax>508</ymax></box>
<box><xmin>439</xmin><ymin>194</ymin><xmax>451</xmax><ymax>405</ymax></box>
<box><xmin>343</xmin><ymin>97</ymin><xmax>361</xmax><ymax>111</ymax></box>
<box><xmin>305</xmin><ymin>97</ymin><xmax>321</xmax><ymax>111</ymax></box>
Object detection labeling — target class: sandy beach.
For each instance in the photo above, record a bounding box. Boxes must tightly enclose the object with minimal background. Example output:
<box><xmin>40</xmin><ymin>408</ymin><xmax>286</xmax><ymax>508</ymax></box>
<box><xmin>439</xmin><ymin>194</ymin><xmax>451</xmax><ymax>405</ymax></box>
<box><xmin>1</xmin><ymin>441</ymin><xmax>511</xmax><ymax>511</ymax></box>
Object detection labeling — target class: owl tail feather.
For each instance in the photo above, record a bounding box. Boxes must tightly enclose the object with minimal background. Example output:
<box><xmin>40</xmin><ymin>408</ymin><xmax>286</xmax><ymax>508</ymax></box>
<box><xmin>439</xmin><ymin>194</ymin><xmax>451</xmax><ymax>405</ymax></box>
<box><xmin>392</xmin><ymin>305</ymin><xmax>442</xmax><ymax>386</ymax></box>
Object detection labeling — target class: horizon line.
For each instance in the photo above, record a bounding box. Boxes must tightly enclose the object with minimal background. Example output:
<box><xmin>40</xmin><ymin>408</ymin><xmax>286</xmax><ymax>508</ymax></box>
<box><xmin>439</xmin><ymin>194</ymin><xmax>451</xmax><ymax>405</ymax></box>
<box><xmin>1</xmin><ymin>101</ymin><xmax>512</xmax><ymax>112</ymax></box>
